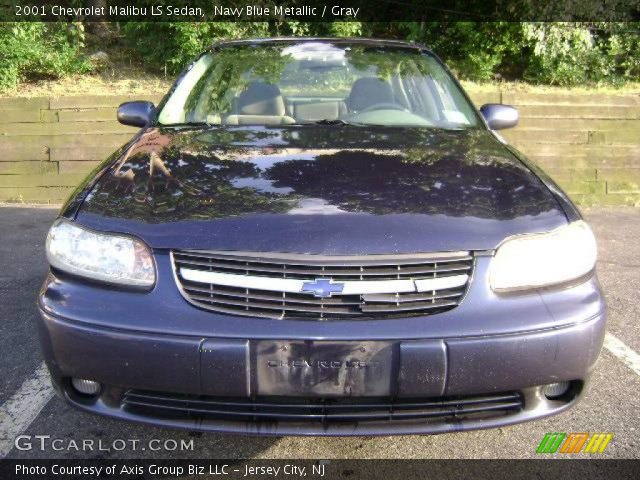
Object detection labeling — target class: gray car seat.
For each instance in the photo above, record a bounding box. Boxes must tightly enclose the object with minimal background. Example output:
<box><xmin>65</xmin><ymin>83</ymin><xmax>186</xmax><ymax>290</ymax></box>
<box><xmin>346</xmin><ymin>77</ymin><xmax>396</xmax><ymax>113</ymax></box>
<box><xmin>224</xmin><ymin>82</ymin><xmax>295</xmax><ymax>125</ymax></box>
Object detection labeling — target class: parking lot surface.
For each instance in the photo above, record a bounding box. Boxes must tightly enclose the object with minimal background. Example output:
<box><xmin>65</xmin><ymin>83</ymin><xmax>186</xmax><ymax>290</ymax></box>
<box><xmin>0</xmin><ymin>205</ymin><xmax>638</xmax><ymax>459</ymax></box>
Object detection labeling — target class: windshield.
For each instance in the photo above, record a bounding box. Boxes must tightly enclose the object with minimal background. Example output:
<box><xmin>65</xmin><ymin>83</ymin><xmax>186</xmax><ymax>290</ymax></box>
<box><xmin>158</xmin><ymin>42</ymin><xmax>480</xmax><ymax>129</ymax></box>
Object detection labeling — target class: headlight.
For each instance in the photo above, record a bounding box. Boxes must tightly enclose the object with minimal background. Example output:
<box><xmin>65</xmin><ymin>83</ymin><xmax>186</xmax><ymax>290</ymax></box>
<box><xmin>46</xmin><ymin>219</ymin><xmax>156</xmax><ymax>288</ymax></box>
<box><xmin>490</xmin><ymin>220</ymin><xmax>597</xmax><ymax>292</ymax></box>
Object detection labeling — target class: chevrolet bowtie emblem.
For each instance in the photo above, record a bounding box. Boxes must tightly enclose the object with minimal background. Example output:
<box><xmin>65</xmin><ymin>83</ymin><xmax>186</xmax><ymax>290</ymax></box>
<box><xmin>300</xmin><ymin>278</ymin><xmax>345</xmax><ymax>298</ymax></box>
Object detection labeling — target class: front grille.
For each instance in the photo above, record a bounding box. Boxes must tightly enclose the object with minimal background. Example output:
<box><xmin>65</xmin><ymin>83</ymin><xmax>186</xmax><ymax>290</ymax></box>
<box><xmin>122</xmin><ymin>390</ymin><xmax>523</xmax><ymax>424</ymax></box>
<box><xmin>172</xmin><ymin>250</ymin><xmax>473</xmax><ymax>320</ymax></box>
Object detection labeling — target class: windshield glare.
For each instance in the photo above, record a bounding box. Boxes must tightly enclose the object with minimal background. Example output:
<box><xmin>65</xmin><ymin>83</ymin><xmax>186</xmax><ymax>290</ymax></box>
<box><xmin>158</xmin><ymin>42</ymin><xmax>480</xmax><ymax>129</ymax></box>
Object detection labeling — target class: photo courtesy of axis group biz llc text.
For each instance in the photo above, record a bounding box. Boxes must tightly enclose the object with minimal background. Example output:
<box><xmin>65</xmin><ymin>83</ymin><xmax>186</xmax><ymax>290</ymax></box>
<box><xmin>0</xmin><ymin>1</ymin><xmax>639</xmax><ymax>479</ymax></box>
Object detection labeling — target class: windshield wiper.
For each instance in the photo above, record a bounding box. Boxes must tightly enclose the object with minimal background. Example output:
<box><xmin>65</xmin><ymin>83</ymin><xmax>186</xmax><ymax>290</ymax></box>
<box><xmin>312</xmin><ymin>119</ymin><xmax>359</xmax><ymax>126</ymax></box>
<box><xmin>161</xmin><ymin>121</ymin><xmax>213</xmax><ymax>128</ymax></box>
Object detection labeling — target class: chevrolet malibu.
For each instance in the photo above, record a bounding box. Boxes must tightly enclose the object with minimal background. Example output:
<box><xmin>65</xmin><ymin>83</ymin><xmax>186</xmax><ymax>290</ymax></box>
<box><xmin>38</xmin><ymin>38</ymin><xmax>605</xmax><ymax>435</ymax></box>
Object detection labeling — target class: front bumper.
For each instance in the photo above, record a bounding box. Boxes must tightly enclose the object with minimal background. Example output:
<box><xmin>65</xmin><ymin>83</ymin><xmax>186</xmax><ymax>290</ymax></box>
<box><xmin>38</xmin><ymin>309</ymin><xmax>605</xmax><ymax>436</ymax></box>
<box><xmin>37</xmin><ymin>255</ymin><xmax>606</xmax><ymax>435</ymax></box>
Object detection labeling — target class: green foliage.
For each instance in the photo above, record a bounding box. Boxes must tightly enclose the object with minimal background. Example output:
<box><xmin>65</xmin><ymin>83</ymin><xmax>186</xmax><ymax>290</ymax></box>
<box><xmin>121</xmin><ymin>21</ymin><xmax>364</xmax><ymax>77</ymax></box>
<box><xmin>2</xmin><ymin>21</ymin><xmax>639</xmax><ymax>90</ymax></box>
<box><xmin>361</xmin><ymin>22</ymin><xmax>640</xmax><ymax>86</ymax></box>
<box><xmin>326</xmin><ymin>22</ymin><xmax>363</xmax><ymax>37</ymax></box>
<box><xmin>0</xmin><ymin>22</ymin><xmax>91</xmax><ymax>91</ymax></box>
<box><xmin>385</xmin><ymin>22</ymin><xmax>522</xmax><ymax>81</ymax></box>
<box><xmin>122</xmin><ymin>22</ymin><xmax>274</xmax><ymax>75</ymax></box>
<box><xmin>124</xmin><ymin>21</ymin><xmax>638</xmax><ymax>86</ymax></box>
<box><xmin>520</xmin><ymin>23</ymin><xmax>612</xmax><ymax>85</ymax></box>
<box><xmin>518</xmin><ymin>23</ymin><xmax>640</xmax><ymax>85</ymax></box>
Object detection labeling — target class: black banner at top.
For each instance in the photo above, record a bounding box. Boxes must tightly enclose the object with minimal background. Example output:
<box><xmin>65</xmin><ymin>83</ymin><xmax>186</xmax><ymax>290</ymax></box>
<box><xmin>1</xmin><ymin>0</ymin><xmax>639</xmax><ymax>22</ymax></box>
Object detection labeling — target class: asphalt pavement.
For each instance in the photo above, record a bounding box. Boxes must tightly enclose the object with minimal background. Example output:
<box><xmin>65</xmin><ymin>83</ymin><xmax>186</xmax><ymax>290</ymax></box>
<box><xmin>0</xmin><ymin>205</ymin><xmax>638</xmax><ymax>459</ymax></box>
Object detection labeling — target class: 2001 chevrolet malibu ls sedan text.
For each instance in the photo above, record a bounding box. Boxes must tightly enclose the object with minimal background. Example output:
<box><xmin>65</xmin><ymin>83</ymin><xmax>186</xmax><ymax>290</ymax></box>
<box><xmin>38</xmin><ymin>38</ymin><xmax>605</xmax><ymax>436</ymax></box>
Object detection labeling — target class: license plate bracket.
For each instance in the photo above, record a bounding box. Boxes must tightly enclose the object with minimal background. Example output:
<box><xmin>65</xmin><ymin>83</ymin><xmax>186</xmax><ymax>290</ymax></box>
<box><xmin>253</xmin><ymin>340</ymin><xmax>396</xmax><ymax>397</ymax></box>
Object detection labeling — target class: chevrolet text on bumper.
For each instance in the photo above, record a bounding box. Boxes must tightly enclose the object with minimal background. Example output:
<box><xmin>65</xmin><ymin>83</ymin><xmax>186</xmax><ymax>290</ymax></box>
<box><xmin>38</xmin><ymin>38</ymin><xmax>606</xmax><ymax>436</ymax></box>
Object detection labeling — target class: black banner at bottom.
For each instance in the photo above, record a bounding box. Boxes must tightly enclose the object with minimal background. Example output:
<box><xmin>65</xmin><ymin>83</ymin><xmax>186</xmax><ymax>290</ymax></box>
<box><xmin>0</xmin><ymin>459</ymin><xmax>638</xmax><ymax>480</ymax></box>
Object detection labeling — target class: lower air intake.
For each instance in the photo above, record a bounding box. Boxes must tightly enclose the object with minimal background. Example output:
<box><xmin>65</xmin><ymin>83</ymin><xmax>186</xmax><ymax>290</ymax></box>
<box><xmin>122</xmin><ymin>390</ymin><xmax>523</xmax><ymax>424</ymax></box>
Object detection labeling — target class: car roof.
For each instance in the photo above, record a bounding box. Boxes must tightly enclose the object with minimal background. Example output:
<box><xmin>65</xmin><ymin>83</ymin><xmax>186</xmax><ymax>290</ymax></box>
<box><xmin>210</xmin><ymin>37</ymin><xmax>429</xmax><ymax>52</ymax></box>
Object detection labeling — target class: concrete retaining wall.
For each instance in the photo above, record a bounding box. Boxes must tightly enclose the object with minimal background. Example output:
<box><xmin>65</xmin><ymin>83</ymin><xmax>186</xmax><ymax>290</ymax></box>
<box><xmin>1</xmin><ymin>91</ymin><xmax>639</xmax><ymax>205</ymax></box>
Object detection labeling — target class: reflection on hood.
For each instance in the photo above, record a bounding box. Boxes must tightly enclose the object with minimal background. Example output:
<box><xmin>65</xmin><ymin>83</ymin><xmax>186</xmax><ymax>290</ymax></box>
<box><xmin>81</xmin><ymin>126</ymin><xmax>559</xmax><ymax>223</ymax></box>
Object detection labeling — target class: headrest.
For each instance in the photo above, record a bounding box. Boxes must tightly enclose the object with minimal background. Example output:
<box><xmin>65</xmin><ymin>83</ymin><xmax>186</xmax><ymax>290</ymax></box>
<box><xmin>236</xmin><ymin>82</ymin><xmax>286</xmax><ymax>116</ymax></box>
<box><xmin>347</xmin><ymin>77</ymin><xmax>394</xmax><ymax>112</ymax></box>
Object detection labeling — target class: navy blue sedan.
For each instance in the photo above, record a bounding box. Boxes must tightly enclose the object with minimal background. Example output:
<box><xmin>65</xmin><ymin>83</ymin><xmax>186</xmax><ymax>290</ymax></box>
<box><xmin>38</xmin><ymin>38</ymin><xmax>605</xmax><ymax>435</ymax></box>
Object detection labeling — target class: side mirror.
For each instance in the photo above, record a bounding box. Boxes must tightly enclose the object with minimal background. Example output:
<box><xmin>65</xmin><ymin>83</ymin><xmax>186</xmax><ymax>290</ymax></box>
<box><xmin>480</xmin><ymin>104</ymin><xmax>519</xmax><ymax>130</ymax></box>
<box><xmin>117</xmin><ymin>101</ymin><xmax>155</xmax><ymax>127</ymax></box>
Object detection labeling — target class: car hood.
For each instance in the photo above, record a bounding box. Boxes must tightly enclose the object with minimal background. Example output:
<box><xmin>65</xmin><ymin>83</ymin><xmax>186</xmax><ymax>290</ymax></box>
<box><xmin>75</xmin><ymin>126</ymin><xmax>567</xmax><ymax>254</ymax></box>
